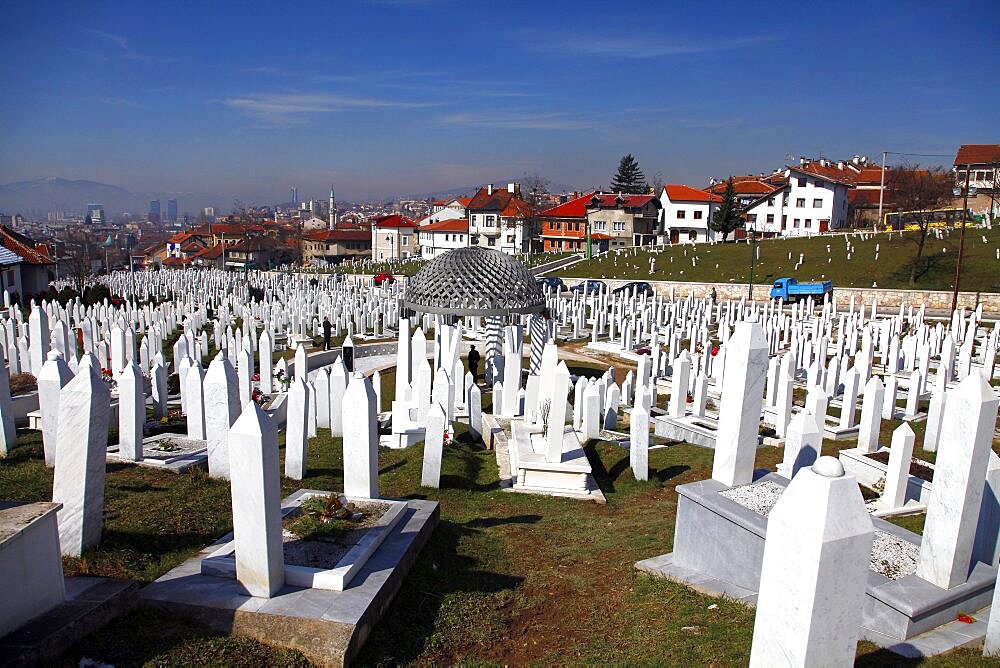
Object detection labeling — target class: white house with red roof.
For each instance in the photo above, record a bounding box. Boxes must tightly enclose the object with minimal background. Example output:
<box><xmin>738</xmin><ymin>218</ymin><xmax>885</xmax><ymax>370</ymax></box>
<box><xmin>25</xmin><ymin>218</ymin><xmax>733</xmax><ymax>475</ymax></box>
<box><xmin>466</xmin><ymin>183</ymin><xmax>535</xmax><ymax>255</ymax></box>
<box><xmin>415</xmin><ymin>207</ymin><xmax>468</xmax><ymax>259</ymax></box>
<box><xmin>744</xmin><ymin>163</ymin><xmax>851</xmax><ymax>237</ymax></box>
<box><xmin>371</xmin><ymin>214</ymin><xmax>418</xmax><ymax>260</ymax></box>
<box><xmin>659</xmin><ymin>185</ymin><xmax>722</xmax><ymax>243</ymax></box>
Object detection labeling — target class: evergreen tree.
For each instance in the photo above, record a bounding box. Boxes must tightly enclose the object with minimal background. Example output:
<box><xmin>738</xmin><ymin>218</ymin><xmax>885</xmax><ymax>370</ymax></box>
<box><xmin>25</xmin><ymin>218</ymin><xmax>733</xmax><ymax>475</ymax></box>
<box><xmin>710</xmin><ymin>178</ymin><xmax>743</xmax><ymax>241</ymax></box>
<box><xmin>610</xmin><ymin>154</ymin><xmax>648</xmax><ymax>194</ymax></box>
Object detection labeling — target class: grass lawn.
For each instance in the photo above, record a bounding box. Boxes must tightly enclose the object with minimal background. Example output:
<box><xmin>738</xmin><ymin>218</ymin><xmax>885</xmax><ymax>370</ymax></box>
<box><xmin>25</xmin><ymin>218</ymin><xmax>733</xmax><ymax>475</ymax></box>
<box><xmin>2</xmin><ymin>392</ymin><xmax>995</xmax><ymax>665</ymax></box>
<box><xmin>552</xmin><ymin>226</ymin><xmax>1000</xmax><ymax>292</ymax></box>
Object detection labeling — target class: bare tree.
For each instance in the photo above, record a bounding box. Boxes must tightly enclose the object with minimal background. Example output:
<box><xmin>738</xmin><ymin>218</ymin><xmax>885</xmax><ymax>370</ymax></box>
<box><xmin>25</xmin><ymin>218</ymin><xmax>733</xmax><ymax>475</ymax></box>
<box><xmin>885</xmin><ymin>165</ymin><xmax>954</xmax><ymax>285</ymax></box>
<box><xmin>650</xmin><ymin>170</ymin><xmax>665</xmax><ymax>196</ymax></box>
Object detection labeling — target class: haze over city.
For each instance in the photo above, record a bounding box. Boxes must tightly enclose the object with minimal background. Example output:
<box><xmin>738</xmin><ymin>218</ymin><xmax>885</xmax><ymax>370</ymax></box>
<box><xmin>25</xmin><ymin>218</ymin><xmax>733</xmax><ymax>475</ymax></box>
<box><xmin>2</xmin><ymin>0</ymin><xmax>998</xmax><ymax>208</ymax></box>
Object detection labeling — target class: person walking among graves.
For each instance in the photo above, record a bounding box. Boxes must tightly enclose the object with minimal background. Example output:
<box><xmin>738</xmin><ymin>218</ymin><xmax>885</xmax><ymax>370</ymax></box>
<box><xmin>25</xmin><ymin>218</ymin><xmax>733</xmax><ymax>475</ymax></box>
<box><xmin>467</xmin><ymin>345</ymin><xmax>481</xmax><ymax>382</ymax></box>
<box><xmin>322</xmin><ymin>317</ymin><xmax>333</xmax><ymax>350</ymax></box>
<box><xmin>710</xmin><ymin>287</ymin><xmax>717</xmax><ymax>306</ymax></box>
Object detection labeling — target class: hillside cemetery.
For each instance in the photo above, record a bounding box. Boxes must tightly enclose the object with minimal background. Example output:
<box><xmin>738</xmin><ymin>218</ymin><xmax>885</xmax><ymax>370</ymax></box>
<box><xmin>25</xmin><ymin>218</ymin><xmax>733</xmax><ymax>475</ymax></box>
<box><xmin>0</xmin><ymin>247</ymin><xmax>999</xmax><ymax>666</ymax></box>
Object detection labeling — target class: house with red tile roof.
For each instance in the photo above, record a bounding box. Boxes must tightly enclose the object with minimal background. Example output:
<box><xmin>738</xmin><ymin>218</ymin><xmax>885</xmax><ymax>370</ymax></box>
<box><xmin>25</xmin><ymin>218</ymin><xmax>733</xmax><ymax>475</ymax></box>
<box><xmin>370</xmin><ymin>214</ymin><xmax>418</xmax><ymax>261</ymax></box>
<box><xmin>538</xmin><ymin>191</ymin><xmax>660</xmax><ymax>253</ymax></box>
<box><xmin>744</xmin><ymin>162</ymin><xmax>851</xmax><ymax>237</ymax></box>
<box><xmin>415</xmin><ymin>207</ymin><xmax>468</xmax><ymax>259</ymax></box>
<box><xmin>303</xmin><ymin>229</ymin><xmax>372</xmax><ymax>266</ymax></box>
<box><xmin>659</xmin><ymin>186</ymin><xmax>722</xmax><ymax>243</ymax></box>
<box><xmin>0</xmin><ymin>225</ymin><xmax>57</xmax><ymax>299</ymax></box>
<box><xmin>466</xmin><ymin>183</ymin><xmax>537</xmax><ymax>255</ymax></box>
<box><xmin>954</xmin><ymin>144</ymin><xmax>999</xmax><ymax>217</ymax></box>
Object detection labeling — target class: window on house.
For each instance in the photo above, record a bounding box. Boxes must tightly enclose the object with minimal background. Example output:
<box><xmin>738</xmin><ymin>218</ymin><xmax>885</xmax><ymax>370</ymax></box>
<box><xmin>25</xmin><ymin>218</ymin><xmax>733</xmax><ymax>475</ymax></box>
<box><xmin>814</xmin><ymin>180</ymin><xmax>823</xmax><ymax>188</ymax></box>
<box><xmin>488</xmin><ymin>237</ymin><xmax>496</xmax><ymax>246</ymax></box>
<box><xmin>793</xmin><ymin>218</ymin><xmax>800</xmax><ymax>228</ymax></box>
<box><xmin>976</xmin><ymin>171</ymin><xmax>986</xmax><ymax>180</ymax></box>
<box><xmin>805</xmin><ymin>219</ymin><xmax>812</xmax><ymax>228</ymax></box>
<box><xmin>677</xmin><ymin>210</ymin><xmax>686</xmax><ymax>219</ymax></box>
<box><xmin>693</xmin><ymin>210</ymin><xmax>703</xmax><ymax>219</ymax></box>
<box><xmin>689</xmin><ymin>230</ymin><xmax>697</xmax><ymax>241</ymax></box>
<box><xmin>768</xmin><ymin>197</ymin><xmax>775</xmax><ymax>206</ymax></box>
<box><xmin>797</xmin><ymin>177</ymin><xmax>807</xmax><ymax>187</ymax></box>
<box><xmin>796</xmin><ymin>198</ymin><xmax>806</xmax><ymax>207</ymax></box>
<box><xmin>782</xmin><ymin>193</ymin><xmax>789</xmax><ymax>206</ymax></box>
<box><xmin>766</xmin><ymin>214</ymin><xmax>775</xmax><ymax>223</ymax></box>
<box><xmin>485</xmin><ymin>216</ymin><xmax>495</xmax><ymax>226</ymax></box>
<box><xmin>782</xmin><ymin>215</ymin><xmax>787</xmax><ymax>229</ymax></box>
<box><xmin>812</xmin><ymin>198</ymin><xmax>822</xmax><ymax>208</ymax></box>
<box><xmin>507</xmin><ymin>234</ymin><xmax>515</xmax><ymax>243</ymax></box>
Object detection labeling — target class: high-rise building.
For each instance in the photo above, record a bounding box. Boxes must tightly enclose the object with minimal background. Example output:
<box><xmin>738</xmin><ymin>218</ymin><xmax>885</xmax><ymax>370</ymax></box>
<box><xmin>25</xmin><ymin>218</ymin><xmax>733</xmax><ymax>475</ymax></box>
<box><xmin>86</xmin><ymin>203</ymin><xmax>105</xmax><ymax>225</ymax></box>
<box><xmin>149</xmin><ymin>199</ymin><xmax>161</xmax><ymax>223</ymax></box>
<box><xmin>291</xmin><ymin>187</ymin><xmax>298</xmax><ymax>205</ymax></box>
<box><xmin>202</xmin><ymin>206</ymin><xmax>215</xmax><ymax>222</ymax></box>
<box><xmin>167</xmin><ymin>198</ymin><xmax>178</xmax><ymax>223</ymax></box>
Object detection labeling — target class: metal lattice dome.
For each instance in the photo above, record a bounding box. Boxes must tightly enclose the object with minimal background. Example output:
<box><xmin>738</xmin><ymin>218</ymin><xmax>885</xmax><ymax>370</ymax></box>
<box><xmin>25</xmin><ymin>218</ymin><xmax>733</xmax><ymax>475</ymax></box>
<box><xmin>403</xmin><ymin>247</ymin><xmax>545</xmax><ymax>316</ymax></box>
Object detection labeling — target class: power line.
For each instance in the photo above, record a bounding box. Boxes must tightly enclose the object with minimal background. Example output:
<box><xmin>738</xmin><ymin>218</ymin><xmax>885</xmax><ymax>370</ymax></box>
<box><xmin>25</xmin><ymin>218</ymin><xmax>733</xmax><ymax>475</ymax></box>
<box><xmin>884</xmin><ymin>151</ymin><xmax>954</xmax><ymax>158</ymax></box>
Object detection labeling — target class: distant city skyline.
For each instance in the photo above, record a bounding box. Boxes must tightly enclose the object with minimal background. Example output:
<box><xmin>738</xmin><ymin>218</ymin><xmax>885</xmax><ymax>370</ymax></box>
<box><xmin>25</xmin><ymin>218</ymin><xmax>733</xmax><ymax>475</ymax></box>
<box><xmin>1</xmin><ymin>0</ymin><xmax>997</xmax><ymax>204</ymax></box>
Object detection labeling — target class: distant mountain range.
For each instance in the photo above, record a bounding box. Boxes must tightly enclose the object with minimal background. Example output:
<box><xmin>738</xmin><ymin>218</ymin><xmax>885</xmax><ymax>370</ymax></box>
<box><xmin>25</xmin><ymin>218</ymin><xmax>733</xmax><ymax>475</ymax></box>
<box><xmin>0</xmin><ymin>177</ymin><xmax>225</xmax><ymax>218</ymax></box>
<box><xmin>0</xmin><ymin>176</ymin><xmax>588</xmax><ymax>219</ymax></box>
<box><xmin>404</xmin><ymin>179</ymin><xmax>580</xmax><ymax>202</ymax></box>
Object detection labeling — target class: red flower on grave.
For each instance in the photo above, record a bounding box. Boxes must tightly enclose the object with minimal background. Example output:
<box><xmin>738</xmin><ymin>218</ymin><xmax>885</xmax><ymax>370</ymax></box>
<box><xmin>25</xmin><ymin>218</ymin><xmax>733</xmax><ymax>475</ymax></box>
<box><xmin>711</xmin><ymin>346</ymin><xmax>719</xmax><ymax>356</ymax></box>
<box><xmin>957</xmin><ymin>613</ymin><xmax>975</xmax><ymax>624</ymax></box>
<box><xmin>686</xmin><ymin>392</ymin><xmax>693</xmax><ymax>403</ymax></box>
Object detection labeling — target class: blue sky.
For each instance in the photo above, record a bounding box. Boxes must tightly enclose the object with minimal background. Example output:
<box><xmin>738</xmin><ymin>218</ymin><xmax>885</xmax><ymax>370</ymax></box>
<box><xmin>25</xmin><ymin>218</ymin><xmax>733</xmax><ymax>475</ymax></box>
<box><xmin>1</xmin><ymin>0</ymin><xmax>998</xmax><ymax>204</ymax></box>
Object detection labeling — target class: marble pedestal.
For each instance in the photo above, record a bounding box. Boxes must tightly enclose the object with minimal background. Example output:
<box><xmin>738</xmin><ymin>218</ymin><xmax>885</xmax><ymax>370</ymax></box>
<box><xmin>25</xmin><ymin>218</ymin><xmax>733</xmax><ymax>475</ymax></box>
<box><xmin>635</xmin><ymin>472</ymin><xmax>998</xmax><ymax>656</ymax></box>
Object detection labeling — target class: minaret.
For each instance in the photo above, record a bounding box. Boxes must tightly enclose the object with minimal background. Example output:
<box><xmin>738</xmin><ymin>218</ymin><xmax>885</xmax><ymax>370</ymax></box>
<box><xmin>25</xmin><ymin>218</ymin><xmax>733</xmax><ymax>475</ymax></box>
<box><xmin>328</xmin><ymin>186</ymin><xmax>337</xmax><ymax>230</ymax></box>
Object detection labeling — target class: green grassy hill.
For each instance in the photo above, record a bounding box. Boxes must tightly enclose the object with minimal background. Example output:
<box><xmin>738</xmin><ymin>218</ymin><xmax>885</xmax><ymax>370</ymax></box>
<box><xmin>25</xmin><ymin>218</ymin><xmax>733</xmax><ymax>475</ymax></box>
<box><xmin>553</xmin><ymin>226</ymin><xmax>1000</xmax><ymax>292</ymax></box>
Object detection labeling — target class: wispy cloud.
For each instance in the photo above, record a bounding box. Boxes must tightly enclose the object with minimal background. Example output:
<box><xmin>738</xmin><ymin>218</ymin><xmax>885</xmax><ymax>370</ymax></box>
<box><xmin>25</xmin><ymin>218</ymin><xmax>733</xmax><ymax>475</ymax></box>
<box><xmin>86</xmin><ymin>28</ymin><xmax>177</xmax><ymax>63</ymax></box>
<box><xmin>524</xmin><ymin>32</ymin><xmax>775</xmax><ymax>59</ymax></box>
<box><xmin>96</xmin><ymin>96</ymin><xmax>144</xmax><ymax>108</ymax></box>
<box><xmin>441</xmin><ymin>111</ymin><xmax>591</xmax><ymax>131</ymax></box>
<box><xmin>225</xmin><ymin>92</ymin><xmax>438</xmax><ymax>125</ymax></box>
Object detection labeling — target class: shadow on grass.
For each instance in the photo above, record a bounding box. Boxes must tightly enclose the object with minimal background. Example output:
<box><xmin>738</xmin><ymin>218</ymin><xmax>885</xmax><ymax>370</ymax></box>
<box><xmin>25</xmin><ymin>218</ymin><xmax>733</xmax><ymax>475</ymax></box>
<box><xmin>465</xmin><ymin>514</ymin><xmax>541</xmax><ymax>529</ymax></box>
<box><xmin>356</xmin><ymin>517</ymin><xmax>524</xmax><ymax>666</ymax></box>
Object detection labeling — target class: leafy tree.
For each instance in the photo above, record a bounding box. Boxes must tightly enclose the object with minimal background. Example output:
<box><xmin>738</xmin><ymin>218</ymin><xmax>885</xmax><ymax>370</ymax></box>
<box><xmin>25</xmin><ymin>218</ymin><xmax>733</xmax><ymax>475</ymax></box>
<box><xmin>610</xmin><ymin>154</ymin><xmax>648</xmax><ymax>194</ymax></box>
<box><xmin>710</xmin><ymin>178</ymin><xmax>743</xmax><ymax>241</ymax></box>
<box><xmin>885</xmin><ymin>165</ymin><xmax>955</xmax><ymax>284</ymax></box>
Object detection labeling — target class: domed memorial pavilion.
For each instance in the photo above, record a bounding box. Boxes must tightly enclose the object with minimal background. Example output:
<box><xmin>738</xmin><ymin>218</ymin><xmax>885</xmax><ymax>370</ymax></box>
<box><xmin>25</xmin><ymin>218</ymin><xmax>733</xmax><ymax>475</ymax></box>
<box><xmin>403</xmin><ymin>246</ymin><xmax>545</xmax><ymax>317</ymax></box>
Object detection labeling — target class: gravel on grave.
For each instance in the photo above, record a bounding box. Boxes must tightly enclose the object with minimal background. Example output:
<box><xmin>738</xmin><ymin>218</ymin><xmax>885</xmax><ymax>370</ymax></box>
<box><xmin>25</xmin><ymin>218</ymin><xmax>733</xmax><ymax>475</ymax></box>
<box><xmin>719</xmin><ymin>480</ymin><xmax>785</xmax><ymax>516</ymax></box>
<box><xmin>721</xmin><ymin>481</ymin><xmax>920</xmax><ymax>580</ymax></box>
<box><xmin>142</xmin><ymin>436</ymin><xmax>207</xmax><ymax>459</ymax></box>
<box><xmin>870</xmin><ymin>529</ymin><xmax>919</xmax><ymax>580</ymax></box>
<box><xmin>282</xmin><ymin>500</ymin><xmax>393</xmax><ymax>570</ymax></box>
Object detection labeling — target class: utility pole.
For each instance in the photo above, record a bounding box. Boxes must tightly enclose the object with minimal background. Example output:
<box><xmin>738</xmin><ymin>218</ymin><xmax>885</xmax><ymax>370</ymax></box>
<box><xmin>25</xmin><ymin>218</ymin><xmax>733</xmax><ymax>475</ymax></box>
<box><xmin>951</xmin><ymin>167</ymin><xmax>972</xmax><ymax>313</ymax></box>
<box><xmin>876</xmin><ymin>151</ymin><xmax>887</xmax><ymax>232</ymax></box>
<box><xmin>747</xmin><ymin>222</ymin><xmax>756</xmax><ymax>301</ymax></box>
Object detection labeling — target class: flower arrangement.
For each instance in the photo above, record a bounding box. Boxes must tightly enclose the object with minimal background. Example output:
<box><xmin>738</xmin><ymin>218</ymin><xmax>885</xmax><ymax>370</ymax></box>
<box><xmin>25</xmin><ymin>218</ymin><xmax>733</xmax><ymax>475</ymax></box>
<box><xmin>252</xmin><ymin>388</ymin><xmax>267</xmax><ymax>406</ymax></box>
<box><xmin>711</xmin><ymin>346</ymin><xmax>719</xmax><ymax>357</ymax></box>
<box><xmin>100</xmin><ymin>368</ymin><xmax>117</xmax><ymax>390</ymax></box>
<box><xmin>274</xmin><ymin>369</ymin><xmax>290</xmax><ymax>391</ymax></box>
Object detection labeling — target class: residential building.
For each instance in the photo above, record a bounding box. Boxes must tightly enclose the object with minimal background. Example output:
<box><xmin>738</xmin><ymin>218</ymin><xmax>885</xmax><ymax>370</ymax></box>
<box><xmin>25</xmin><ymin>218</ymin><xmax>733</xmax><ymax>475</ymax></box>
<box><xmin>371</xmin><ymin>214</ymin><xmax>417</xmax><ymax>260</ymax></box>
<box><xmin>303</xmin><ymin>229</ymin><xmax>372</xmax><ymax>266</ymax></box>
<box><xmin>660</xmin><ymin>185</ymin><xmax>721</xmax><ymax>243</ymax></box>
<box><xmin>0</xmin><ymin>225</ymin><xmax>57</xmax><ymax>298</ymax></box>
<box><xmin>85</xmin><ymin>203</ymin><xmax>104</xmax><ymax>225</ymax></box>
<box><xmin>744</xmin><ymin>162</ymin><xmax>851</xmax><ymax>236</ymax></box>
<box><xmin>225</xmin><ymin>237</ymin><xmax>294</xmax><ymax>270</ymax></box>
<box><xmin>704</xmin><ymin>177</ymin><xmax>782</xmax><ymax>209</ymax></box>
<box><xmin>417</xmin><ymin>213</ymin><xmax>469</xmax><ymax>259</ymax></box>
<box><xmin>586</xmin><ymin>193</ymin><xmax>660</xmax><ymax>249</ymax></box>
<box><xmin>431</xmin><ymin>197</ymin><xmax>471</xmax><ymax>215</ymax></box>
<box><xmin>466</xmin><ymin>183</ymin><xmax>535</xmax><ymax>255</ymax></box>
<box><xmin>538</xmin><ymin>192</ymin><xmax>592</xmax><ymax>252</ymax></box>
<box><xmin>954</xmin><ymin>144</ymin><xmax>999</xmax><ymax>218</ymax></box>
<box><xmin>303</xmin><ymin>216</ymin><xmax>330</xmax><ymax>231</ymax></box>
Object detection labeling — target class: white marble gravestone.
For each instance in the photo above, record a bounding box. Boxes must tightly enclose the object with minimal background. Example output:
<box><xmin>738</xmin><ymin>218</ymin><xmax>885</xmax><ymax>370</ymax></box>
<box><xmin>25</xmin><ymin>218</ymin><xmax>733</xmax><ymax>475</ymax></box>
<box><xmin>342</xmin><ymin>372</ymin><xmax>378</xmax><ymax>499</ymax></box>
<box><xmin>915</xmin><ymin>373</ymin><xmax>998</xmax><ymax>589</ymax></box>
<box><xmin>51</xmin><ymin>361</ymin><xmax>111</xmax><ymax>556</ymax></box>
<box><xmin>749</xmin><ymin>457</ymin><xmax>873</xmax><ymax>668</ymax></box>
<box><xmin>228</xmin><ymin>401</ymin><xmax>284</xmax><ymax>598</ymax></box>
<box><xmin>117</xmin><ymin>360</ymin><xmax>145</xmax><ymax>461</ymax></box>
<box><xmin>284</xmin><ymin>376</ymin><xmax>310</xmax><ymax>480</ymax></box>
<box><xmin>712</xmin><ymin>322</ymin><xmax>768</xmax><ymax>487</ymax></box>
<box><xmin>204</xmin><ymin>352</ymin><xmax>242</xmax><ymax>480</ymax></box>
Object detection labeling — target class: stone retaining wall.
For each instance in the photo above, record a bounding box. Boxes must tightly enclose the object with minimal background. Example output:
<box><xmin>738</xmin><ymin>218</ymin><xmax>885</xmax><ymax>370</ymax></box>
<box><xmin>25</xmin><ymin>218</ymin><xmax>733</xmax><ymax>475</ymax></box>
<box><xmin>558</xmin><ymin>277</ymin><xmax>1000</xmax><ymax>312</ymax></box>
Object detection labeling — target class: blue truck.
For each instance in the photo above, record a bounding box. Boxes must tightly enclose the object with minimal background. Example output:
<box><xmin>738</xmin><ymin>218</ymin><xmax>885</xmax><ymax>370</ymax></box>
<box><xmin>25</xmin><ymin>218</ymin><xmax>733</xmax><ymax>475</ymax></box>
<box><xmin>769</xmin><ymin>277</ymin><xmax>833</xmax><ymax>303</ymax></box>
